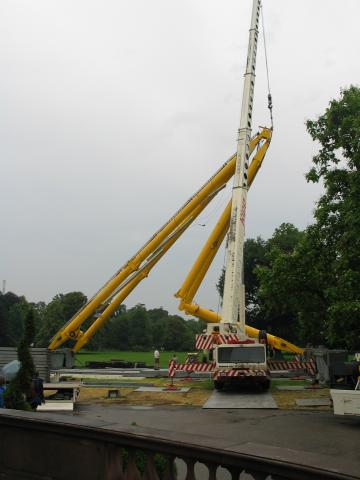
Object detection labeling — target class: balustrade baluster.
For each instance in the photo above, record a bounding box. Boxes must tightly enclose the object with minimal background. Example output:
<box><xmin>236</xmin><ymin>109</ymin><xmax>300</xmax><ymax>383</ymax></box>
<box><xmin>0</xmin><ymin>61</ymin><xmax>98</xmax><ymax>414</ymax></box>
<box><xmin>164</xmin><ymin>455</ymin><xmax>176</xmax><ymax>480</ymax></box>
<box><xmin>228</xmin><ymin>466</ymin><xmax>240</xmax><ymax>480</ymax></box>
<box><xmin>124</xmin><ymin>449</ymin><xmax>142</xmax><ymax>480</ymax></box>
<box><xmin>105</xmin><ymin>445</ymin><xmax>125</xmax><ymax>480</ymax></box>
<box><xmin>244</xmin><ymin>470</ymin><xmax>269</xmax><ymax>480</ymax></box>
<box><xmin>143</xmin><ymin>452</ymin><xmax>160</xmax><ymax>480</ymax></box>
<box><xmin>184</xmin><ymin>458</ymin><xmax>196</xmax><ymax>480</ymax></box>
<box><xmin>205</xmin><ymin>462</ymin><xmax>218</xmax><ymax>480</ymax></box>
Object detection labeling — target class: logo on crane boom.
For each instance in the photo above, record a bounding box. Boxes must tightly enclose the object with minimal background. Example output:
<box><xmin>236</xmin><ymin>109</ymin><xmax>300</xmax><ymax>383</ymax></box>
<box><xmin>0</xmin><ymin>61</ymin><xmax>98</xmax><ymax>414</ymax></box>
<box><xmin>239</xmin><ymin>198</ymin><xmax>247</xmax><ymax>225</ymax></box>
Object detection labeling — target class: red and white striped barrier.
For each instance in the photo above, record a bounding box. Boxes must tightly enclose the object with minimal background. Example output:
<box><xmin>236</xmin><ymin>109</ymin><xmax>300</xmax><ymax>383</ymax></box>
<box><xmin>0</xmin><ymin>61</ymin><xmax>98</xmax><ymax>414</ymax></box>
<box><xmin>268</xmin><ymin>360</ymin><xmax>316</xmax><ymax>377</ymax></box>
<box><xmin>195</xmin><ymin>334</ymin><xmax>241</xmax><ymax>350</ymax></box>
<box><xmin>168</xmin><ymin>360</ymin><xmax>317</xmax><ymax>379</ymax></box>
<box><xmin>213</xmin><ymin>369</ymin><xmax>268</xmax><ymax>379</ymax></box>
<box><xmin>195</xmin><ymin>335</ymin><xmax>214</xmax><ymax>350</ymax></box>
<box><xmin>168</xmin><ymin>361</ymin><xmax>215</xmax><ymax>378</ymax></box>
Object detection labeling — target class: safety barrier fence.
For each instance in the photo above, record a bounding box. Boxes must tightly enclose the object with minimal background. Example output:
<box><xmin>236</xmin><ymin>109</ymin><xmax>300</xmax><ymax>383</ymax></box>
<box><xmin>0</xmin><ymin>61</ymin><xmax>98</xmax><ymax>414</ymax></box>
<box><xmin>168</xmin><ymin>360</ymin><xmax>317</xmax><ymax>379</ymax></box>
<box><xmin>168</xmin><ymin>361</ymin><xmax>215</xmax><ymax>377</ymax></box>
<box><xmin>0</xmin><ymin>409</ymin><xmax>356</xmax><ymax>480</ymax></box>
<box><xmin>268</xmin><ymin>360</ymin><xmax>317</xmax><ymax>377</ymax></box>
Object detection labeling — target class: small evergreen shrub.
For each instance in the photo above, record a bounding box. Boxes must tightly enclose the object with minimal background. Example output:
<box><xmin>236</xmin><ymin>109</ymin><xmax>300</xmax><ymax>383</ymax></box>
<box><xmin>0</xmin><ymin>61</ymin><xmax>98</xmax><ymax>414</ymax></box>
<box><xmin>4</xmin><ymin>308</ymin><xmax>36</xmax><ymax>410</ymax></box>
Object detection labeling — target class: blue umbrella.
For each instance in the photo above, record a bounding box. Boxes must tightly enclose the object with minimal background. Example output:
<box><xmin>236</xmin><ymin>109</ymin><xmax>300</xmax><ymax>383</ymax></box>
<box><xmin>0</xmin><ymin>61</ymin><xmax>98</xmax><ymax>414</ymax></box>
<box><xmin>1</xmin><ymin>360</ymin><xmax>21</xmax><ymax>383</ymax></box>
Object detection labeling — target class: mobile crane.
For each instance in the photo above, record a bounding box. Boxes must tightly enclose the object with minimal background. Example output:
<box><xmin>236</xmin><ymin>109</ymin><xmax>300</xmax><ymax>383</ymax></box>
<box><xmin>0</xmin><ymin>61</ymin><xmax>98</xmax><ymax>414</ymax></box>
<box><xmin>49</xmin><ymin>1</ymin><xmax>303</xmax><ymax>385</ymax></box>
<box><xmin>179</xmin><ymin>0</ymin><xmax>280</xmax><ymax>390</ymax></box>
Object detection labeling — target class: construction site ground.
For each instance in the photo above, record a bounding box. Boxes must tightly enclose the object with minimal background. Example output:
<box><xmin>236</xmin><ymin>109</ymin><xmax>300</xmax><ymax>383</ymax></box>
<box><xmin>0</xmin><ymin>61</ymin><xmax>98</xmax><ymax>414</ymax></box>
<box><xmin>75</xmin><ymin>377</ymin><xmax>332</xmax><ymax>410</ymax></box>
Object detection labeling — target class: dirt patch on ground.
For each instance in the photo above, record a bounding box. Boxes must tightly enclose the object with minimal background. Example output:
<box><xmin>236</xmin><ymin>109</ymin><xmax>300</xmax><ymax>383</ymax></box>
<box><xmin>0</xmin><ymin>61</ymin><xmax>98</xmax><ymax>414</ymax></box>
<box><xmin>272</xmin><ymin>387</ymin><xmax>331</xmax><ymax>410</ymax></box>
<box><xmin>78</xmin><ymin>387</ymin><xmax>132</xmax><ymax>402</ymax></box>
<box><xmin>78</xmin><ymin>383</ymin><xmax>212</xmax><ymax>406</ymax></box>
<box><xmin>78</xmin><ymin>380</ymin><xmax>331</xmax><ymax>410</ymax></box>
<box><xmin>121</xmin><ymin>389</ymin><xmax>211</xmax><ymax>406</ymax></box>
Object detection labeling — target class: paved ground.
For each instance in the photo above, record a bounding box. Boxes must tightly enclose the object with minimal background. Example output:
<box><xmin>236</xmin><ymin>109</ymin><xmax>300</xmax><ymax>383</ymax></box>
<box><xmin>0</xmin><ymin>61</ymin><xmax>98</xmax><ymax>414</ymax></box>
<box><xmin>203</xmin><ymin>390</ymin><xmax>277</xmax><ymax>409</ymax></box>
<box><xmin>73</xmin><ymin>403</ymin><xmax>360</xmax><ymax>466</ymax></box>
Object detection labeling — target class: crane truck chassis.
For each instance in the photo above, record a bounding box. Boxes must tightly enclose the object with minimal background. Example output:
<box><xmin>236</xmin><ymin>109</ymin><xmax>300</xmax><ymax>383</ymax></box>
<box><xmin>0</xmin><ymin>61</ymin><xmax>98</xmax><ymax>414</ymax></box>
<box><xmin>210</xmin><ymin>324</ymin><xmax>270</xmax><ymax>391</ymax></box>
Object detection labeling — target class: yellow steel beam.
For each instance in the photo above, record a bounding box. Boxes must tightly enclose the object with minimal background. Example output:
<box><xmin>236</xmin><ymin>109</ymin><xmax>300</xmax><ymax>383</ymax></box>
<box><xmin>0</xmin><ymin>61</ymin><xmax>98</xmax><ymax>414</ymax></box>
<box><xmin>175</xmin><ymin>201</ymin><xmax>231</xmax><ymax>304</ymax></box>
<box><xmin>49</xmin><ymin>128</ymin><xmax>272</xmax><ymax>350</ymax></box>
<box><xmin>72</xmin><ymin>199</ymin><xmax>212</xmax><ymax>351</ymax></box>
<box><xmin>175</xmin><ymin>128</ymin><xmax>272</xmax><ymax>305</ymax></box>
<box><xmin>180</xmin><ymin>301</ymin><xmax>304</xmax><ymax>354</ymax></box>
<box><xmin>48</xmin><ymin>171</ymin><xmax>228</xmax><ymax>349</ymax></box>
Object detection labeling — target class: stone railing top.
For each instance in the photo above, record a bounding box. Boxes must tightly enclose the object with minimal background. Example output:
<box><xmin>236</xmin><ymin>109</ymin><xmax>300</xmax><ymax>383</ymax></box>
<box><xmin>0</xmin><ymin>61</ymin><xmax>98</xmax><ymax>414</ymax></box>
<box><xmin>0</xmin><ymin>409</ymin><xmax>358</xmax><ymax>480</ymax></box>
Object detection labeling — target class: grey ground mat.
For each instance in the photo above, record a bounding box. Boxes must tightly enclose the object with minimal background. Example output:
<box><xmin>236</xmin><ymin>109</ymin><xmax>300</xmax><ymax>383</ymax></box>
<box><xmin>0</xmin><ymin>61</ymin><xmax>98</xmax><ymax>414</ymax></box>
<box><xmin>295</xmin><ymin>398</ymin><xmax>331</xmax><ymax>407</ymax></box>
<box><xmin>135</xmin><ymin>387</ymin><xmax>190</xmax><ymax>393</ymax></box>
<box><xmin>277</xmin><ymin>386</ymin><xmax>305</xmax><ymax>391</ymax></box>
<box><xmin>203</xmin><ymin>390</ymin><xmax>278</xmax><ymax>409</ymax></box>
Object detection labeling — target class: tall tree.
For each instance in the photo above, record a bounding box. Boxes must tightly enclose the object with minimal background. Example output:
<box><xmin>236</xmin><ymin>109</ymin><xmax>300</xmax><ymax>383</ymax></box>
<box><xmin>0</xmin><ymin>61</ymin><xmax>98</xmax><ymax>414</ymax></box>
<box><xmin>36</xmin><ymin>292</ymin><xmax>87</xmax><ymax>347</ymax></box>
<box><xmin>161</xmin><ymin>316</ymin><xmax>194</xmax><ymax>351</ymax></box>
<box><xmin>255</xmin><ymin>223</ymin><xmax>303</xmax><ymax>342</ymax></box>
<box><xmin>126</xmin><ymin>304</ymin><xmax>152</xmax><ymax>350</ymax></box>
<box><xmin>0</xmin><ymin>292</ymin><xmax>27</xmax><ymax>347</ymax></box>
<box><xmin>4</xmin><ymin>308</ymin><xmax>36</xmax><ymax>410</ymax></box>
<box><xmin>304</xmin><ymin>85</ymin><xmax>360</xmax><ymax>349</ymax></box>
<box><xmin>216</xmin><ymin>236</ymin><xmax>268</xmax><ymax>321</ymax></box>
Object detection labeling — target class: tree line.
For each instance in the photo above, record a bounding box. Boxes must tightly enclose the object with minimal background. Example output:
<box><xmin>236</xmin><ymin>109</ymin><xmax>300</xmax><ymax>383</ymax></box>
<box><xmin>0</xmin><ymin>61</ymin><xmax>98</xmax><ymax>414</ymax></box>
<box><xmin>1</xmin><ymin>86</ymin><xmax>359</xmax><ymax>352</ymax></box>
<box><xmin>0</xmin><ymin>292</ymin><xmax>205</xmax><ymax>351</ymax></box>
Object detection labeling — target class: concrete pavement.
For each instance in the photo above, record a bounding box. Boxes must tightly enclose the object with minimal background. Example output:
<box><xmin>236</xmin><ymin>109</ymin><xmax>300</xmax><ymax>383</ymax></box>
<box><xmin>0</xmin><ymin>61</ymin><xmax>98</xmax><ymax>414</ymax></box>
<box><xmin>71</xmin><ymin>404</ymin><xmax>360</xmax><ymax>466</ymax></box>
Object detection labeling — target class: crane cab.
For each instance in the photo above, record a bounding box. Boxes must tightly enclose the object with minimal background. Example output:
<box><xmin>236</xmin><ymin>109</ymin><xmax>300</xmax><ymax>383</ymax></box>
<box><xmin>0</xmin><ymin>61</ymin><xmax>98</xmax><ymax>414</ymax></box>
<box><xmin>206</xmin><ymin>323</ymin><xmax>270</xmax><ymax>391</ymax></box>
<box><xmin>214</xmin><ymin>342</ymin><xmax>267</xmax><ymax>369</ymax></box>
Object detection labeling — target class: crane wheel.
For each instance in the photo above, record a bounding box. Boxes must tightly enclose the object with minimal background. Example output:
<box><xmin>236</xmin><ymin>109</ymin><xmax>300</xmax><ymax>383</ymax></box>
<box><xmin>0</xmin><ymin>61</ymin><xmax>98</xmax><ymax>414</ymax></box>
<box><xmin>214</xmin><ymin>381</ymin><xmax>224</xmax><ymax>391</ymax></box>
<box><xmin>260</xmin><ymin>380</ymin><xmax>270</xmax><ymax>391</ymax></box>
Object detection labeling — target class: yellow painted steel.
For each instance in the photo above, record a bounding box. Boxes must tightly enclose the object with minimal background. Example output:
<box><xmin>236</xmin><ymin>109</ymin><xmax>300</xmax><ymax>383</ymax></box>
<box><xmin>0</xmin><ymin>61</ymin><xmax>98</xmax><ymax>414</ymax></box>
<box><xmin>175</xmin><ymin>127</ymin><xmax>304</xmax><ymax>354</ymax></box>
<box><xmin>180</xmin><ymin>301</ymin><xmax>304</xmax><ymax>355</ymax></box>
<box><xmin>48</xmin><ymin>157</ymin><xmax>232</xmax><ymax>349</ymax></box>
<box><xmin>48</xmin><ymin>128</ymin><xmax>273</xmax><ymax>351</ymax></box>
<box><xmin>175</xmin><ymin>129</ymin><xmax>271</xmax><ymax>305</ymax></box>
<box><xmin>72</xmin><ymin>200</ymin><xmax>211</xmax><ymax>352</ymax></box>
<box><xmin>175</xmin><ymin>201</ymin><xmax>231</xmax><ymax>304</ymax></box>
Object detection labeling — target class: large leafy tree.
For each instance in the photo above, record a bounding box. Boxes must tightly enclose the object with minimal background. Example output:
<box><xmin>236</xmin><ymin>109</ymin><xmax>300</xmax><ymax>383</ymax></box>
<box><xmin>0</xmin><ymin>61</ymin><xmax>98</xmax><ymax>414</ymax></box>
<box><xmin>161</xmin><ymin>315</ymin><xmax>194</xmax><ymax>351</ymax></box>
<box><xmin>126</xmin><ymin>304</ymin><xmax>152</xmax><ymax>350</ymax></box>
<box><xmin>0</xmin><ymin>292</ymin><xmax>28</xmax><ymax>347</ymax></box>
<box><xmin>36</xmin><ymin>292</ymin><xmax>87</xmax><ymax>347</ymax></box>
<box><xmin>255</xmin><ymin>223</ymin><xmax>303</xmax><ymax>342</ymax></box>
<box><xmin>303</xmin><ymin>85</ymin><xmax>360</xmax><ymax>349</ymax></box>
<box><xmin>216</xmin><ymin>227</ymin><xmax>301</xmax><ymax>339</ymax></box>
<box><xmin>254</xmin><ymin>87</ymin><xmax>360</xmax><ymax>349</ymax></box>
<box><xmin>216</xmin><ymin>236</ymin><xmax>268</xmax><ymax>322</ymax></box>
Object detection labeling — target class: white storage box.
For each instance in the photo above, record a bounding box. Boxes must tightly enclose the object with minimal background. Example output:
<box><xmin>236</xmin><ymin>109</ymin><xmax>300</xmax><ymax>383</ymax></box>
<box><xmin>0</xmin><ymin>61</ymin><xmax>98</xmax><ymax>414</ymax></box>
<box><xmin>330</xmin><ymin>389</ymin><xmax>360</xmax><ymax>416</ymax></box>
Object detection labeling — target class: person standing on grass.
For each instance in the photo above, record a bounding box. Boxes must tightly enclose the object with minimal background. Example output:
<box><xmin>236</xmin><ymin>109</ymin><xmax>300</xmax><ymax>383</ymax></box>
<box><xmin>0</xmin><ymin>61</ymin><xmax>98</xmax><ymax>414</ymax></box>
<box><xmin>154</xmin><ymin>349</ymin><xmax>160</xmax><ymax>370</ymax></box>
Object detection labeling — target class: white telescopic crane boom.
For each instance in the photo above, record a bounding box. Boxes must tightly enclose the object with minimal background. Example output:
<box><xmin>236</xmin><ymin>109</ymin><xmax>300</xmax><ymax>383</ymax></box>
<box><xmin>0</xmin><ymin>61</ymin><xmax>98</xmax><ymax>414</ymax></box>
<box><xmin>221</xmin><ymin>0</ymin><xmax>261</xmax><ymax>333</ymax></box>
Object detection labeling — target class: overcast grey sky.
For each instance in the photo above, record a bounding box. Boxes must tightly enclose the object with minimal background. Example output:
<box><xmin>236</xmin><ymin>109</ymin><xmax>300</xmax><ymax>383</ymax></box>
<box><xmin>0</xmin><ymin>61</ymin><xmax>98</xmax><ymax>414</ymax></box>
<box><xmin>1</xmin><ymin>0</ymin><xmax>359</xmax><ymax>316</ymax></box>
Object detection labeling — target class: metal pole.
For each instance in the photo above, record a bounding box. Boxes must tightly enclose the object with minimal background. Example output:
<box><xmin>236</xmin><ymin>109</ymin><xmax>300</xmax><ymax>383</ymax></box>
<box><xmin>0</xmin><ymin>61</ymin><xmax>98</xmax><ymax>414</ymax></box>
<box><xmin>221</xmin><ymin>0</ymin><xmax>261</xmax><ymax>333</ymax></box>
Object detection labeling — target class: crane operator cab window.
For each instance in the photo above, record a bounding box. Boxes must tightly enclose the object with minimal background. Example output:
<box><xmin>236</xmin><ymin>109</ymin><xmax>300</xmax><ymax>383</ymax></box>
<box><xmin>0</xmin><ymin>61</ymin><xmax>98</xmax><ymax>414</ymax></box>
<box><xmin>216</xmin><ymin>345</ymin><xmax>266</xmax><ymax>365</ymax></box>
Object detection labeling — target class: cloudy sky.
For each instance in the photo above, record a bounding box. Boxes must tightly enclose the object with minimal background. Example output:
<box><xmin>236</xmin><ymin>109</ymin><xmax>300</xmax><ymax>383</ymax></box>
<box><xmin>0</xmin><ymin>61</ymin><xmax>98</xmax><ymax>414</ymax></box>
<box><xmin>1</xmin><ymin>0</ymin><xmax>359</xmax><ymax>317</ymax></box>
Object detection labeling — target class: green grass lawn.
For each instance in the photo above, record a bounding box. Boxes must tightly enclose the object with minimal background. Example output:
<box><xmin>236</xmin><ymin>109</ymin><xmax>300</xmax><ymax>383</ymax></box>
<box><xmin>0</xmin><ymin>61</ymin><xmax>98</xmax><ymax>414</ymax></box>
<box><xmin>75</xmin><ymin>351</ymin><xmax>190</xmax><ymax>368</ymax></box>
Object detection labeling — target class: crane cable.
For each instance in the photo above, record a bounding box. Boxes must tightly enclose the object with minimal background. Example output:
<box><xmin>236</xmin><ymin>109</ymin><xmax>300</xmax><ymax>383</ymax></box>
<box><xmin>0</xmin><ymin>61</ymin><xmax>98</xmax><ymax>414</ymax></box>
<box><xmin>260</xmin><ymin>3</ymin><xmax>273</xmax><ymax>129</ymax></box>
